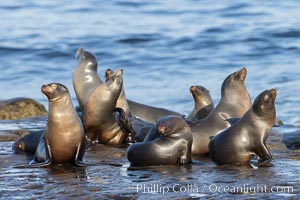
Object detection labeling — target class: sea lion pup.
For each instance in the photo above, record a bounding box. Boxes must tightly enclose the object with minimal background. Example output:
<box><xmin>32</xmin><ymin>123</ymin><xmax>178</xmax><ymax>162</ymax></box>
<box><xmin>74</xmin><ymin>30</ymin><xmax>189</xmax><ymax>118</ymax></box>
<box><xmin>73</xmin><ymin>48</ymin><xmax>102</xmax><ymax>111</ymax></box>
<box><xmin>209</xmin><ymin>89</ymin><xmax>277</xmax><ymax>167</ymax></box>
<box><xmin>186</xmin><ymin>85</ymin><xmax>214</xmax><ymax>122</ymax></box>
<box><xmin>13</xmin><ymin>130</ymin><xmax>44</xmax><ymax>154</ymax></box>
<box><xmin>83</xmin><ymin>69</ymin><xmax>129</xmax><ymax>145</ymax></box>
<box><xmin>190</xmin><ymin>67</ymin><xmax>251</xmax><ymax>156</ymax></box>
<box><xmin>29</xmin><ymin>83</ymin><xmax>85</xmax><ymax>167</ymax></box>
<box><xmin>127</xmin><ymin>115</ymin><xmax>193</xmax><ymax>166</ymax></box>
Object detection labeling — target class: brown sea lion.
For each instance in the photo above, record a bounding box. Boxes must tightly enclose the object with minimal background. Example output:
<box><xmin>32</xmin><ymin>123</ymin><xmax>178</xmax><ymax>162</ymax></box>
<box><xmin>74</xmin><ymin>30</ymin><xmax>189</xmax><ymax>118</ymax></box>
<box><xmin>83</xmin><ymin>69</ymin><xmax>128</xmax><ymax>145</ymax></box>
<box><xmin>209</xmin><ymin>89</ymin><xmax>277</xmax><ymax>167</ymax></box>
<box><xmin>73</xmin><ymin>48</ymin><xmax>102</xmax><ymax>111</ymax></box>
<box><xmin>190</xmin><ymin>67</ymin><xmax>251</xmax><ymax>156</ymax></box>
<box><xmin>105</xmin><ymin>68</ymin><xmax>183</xmax><ymax>124</ymax></box>
<box><xmin>105</xmin><ymin>68</ymin><xmax>131</xmax><ymax>116</ymax></box>
<box><xmin>29</xmin><ymin>83</ymin><xmax>85</xmax><ymax>166</ymax></box>
<box><xmin>186</xmin><ymin>85</ymin><xmax>214</xmax><ymax>122</ymax></box>
<box><xmin>127</xmin><ymin>115</ymin><xmax>193</xmax><ymax>166</ymax></box>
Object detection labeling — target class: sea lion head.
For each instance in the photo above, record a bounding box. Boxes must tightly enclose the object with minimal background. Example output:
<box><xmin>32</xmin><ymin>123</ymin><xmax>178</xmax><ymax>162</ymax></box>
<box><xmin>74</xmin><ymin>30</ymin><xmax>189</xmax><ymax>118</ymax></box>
<box><xmin>76</xmin><ymin>48</ymin><xmax>98</xmax><ymax>71</ymax></box>
<box><xmin>156</xmin><ymin>115</ymin><xmax>188</xmax><ymax>137</ymax></box>
<box><xmin>221</xmin><ymin>67</ymin><xmax>250</xmax><ymax>106</ymax></box>
<box><xmin>106</xmin><ymin>68</ymin><xmax>123</xmax><ymax>90</ymax></box>
<box><xmin>12</xmin><ymin>140</ymin><xmax>26</xmax><ymax>153</ymax></box>
<box><xmin>41</xmin><ymin>83</ymin><xmax>69</xmax><ymax>102</ymax></box>
<box><xmin>253</xmin><ymin>88</ymin><xmax>277</xmax><ymax>117</ymax></box>
<box><xmin>105</xmin><ymin>68</ymin><xmax>114</xmax><ymax>81</ymax></box>
<box><xmin>190</xmin><ymin>85</ymin><xmax>212</xmax><ymax>105</ymax></box>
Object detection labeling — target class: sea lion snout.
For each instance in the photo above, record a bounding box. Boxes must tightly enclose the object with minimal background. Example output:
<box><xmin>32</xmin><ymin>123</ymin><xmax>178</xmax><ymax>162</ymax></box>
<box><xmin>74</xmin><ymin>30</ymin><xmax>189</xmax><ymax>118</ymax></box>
<box><xmin>190</xmin><ymin>86</ymin><xmax>196</xmax><ymax>92</ymax></box>
<box><xmin>41</xmin><ymin>83</ymin><xmax>57</xmax><ymax>94</ymax></box>
<box><xmin>76</xmin><ymin>48</ymin><xmax>84</xmax><ymax>60</ymax></box>
<box><xmin>270</xmin><ymin>88</ymin><xmax>277</xmax><ymax>98</ymax></box>
<box><xmin>237</xmin><ymin>67</ymin><xmax>247</xmax><ymax>81</ymax></box>
<box><xmin>158</xmin><ymin>123</ymin><xmax>168</xmax><ymax>136</ymax></box>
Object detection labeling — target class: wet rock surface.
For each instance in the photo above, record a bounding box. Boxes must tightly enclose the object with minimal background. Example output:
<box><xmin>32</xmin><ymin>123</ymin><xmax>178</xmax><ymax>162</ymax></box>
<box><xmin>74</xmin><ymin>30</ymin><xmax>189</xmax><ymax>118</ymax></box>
<box><xmin>0</xmin><ymin>118</ymin><xmax>299</xmax><ymax>199</ymax></box>
<box><xmin>282</xmin><ymin>129</ymin><xmax>300</xmax><ymax>149</ymax></box>
<box><xmin>0</xmin><ymin>98</ymin><xmax>47</xmax><ymax>120</ymax></box>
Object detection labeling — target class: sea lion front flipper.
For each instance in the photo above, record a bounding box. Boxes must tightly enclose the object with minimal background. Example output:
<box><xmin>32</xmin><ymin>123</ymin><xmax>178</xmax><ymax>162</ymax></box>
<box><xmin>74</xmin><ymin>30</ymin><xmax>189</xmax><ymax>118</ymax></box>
<box><xmin>74</xmin><ymin>141</ymin><xmax>85</xmax><ymax>167</ymax></box>
<box><xmin>29</xmin><ymin>138</ymin><xmax>52</xmax><ymax>167</ymax></box>
<box><xmin>114</xmin><ymin>107</ymin><xmax>136</xmax><ymax>142</ymax></box>
<box><xmin>255</xmin><ymin>143</ymin><xmax>272</xmax><ymax>167</ymax></box>
<box><xmin>225</xmin><ymin>118</ymin><xmax>240</xmax><ymax>126</ymax></box>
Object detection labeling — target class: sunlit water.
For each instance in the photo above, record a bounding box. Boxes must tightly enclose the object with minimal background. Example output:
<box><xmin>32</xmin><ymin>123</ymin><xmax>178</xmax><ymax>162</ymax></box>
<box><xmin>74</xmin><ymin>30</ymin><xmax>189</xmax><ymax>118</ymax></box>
<box><xmin>1</xmin><ymin>0</ymin><xmax>299</xmax><ymax>126</ymax></box>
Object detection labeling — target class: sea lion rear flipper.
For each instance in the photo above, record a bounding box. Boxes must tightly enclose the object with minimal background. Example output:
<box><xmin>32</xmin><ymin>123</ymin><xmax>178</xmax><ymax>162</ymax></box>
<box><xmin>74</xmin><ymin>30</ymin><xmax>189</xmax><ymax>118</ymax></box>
<box><xmin>255</xmin><ymin>144</ymin><xmax>272</xmax><ymax>167</ymax></box>
<box><xmin>29</xmin><ymin>138</ymin><xmax>52</xmax><ymax>167</ymax></box>
<box><xmin>74</xmin><ymin>141</ymin><xmax>85</xmax><ymax>167</ymax></box>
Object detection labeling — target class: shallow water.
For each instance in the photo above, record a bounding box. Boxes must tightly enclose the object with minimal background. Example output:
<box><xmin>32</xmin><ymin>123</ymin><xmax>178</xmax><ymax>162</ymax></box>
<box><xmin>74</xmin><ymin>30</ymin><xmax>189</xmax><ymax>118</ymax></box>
<box><xmin>0</xmin><ymin>0</ymin><xmax>299</xmax><ymax>125</ymax></box>
<box><xmin>1</xmin><ymin>0</ymin><xmax>300</xmax><ymax>199</ymax></box>
<box><xmin>0</xmin><ymin>126</ymin><xmax>300</xmax><ymax>199</ymax></box>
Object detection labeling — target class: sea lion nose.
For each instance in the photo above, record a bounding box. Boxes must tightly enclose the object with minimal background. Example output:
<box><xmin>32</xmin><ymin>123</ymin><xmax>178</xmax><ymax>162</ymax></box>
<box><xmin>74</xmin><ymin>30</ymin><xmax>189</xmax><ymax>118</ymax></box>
<box><xmin>76</xmin><ymin>48</ymin><xmax>83</xmax><ymax>60</ymax></box>
<box><xmin>190</xmin><ymin>86</ymin><xmax>195</xmax><ymax>92</ymax></box>
<box><xmin>270</xmin><ymin>88</ymin><xmax>277</xmax><ymax>97</ymax></box>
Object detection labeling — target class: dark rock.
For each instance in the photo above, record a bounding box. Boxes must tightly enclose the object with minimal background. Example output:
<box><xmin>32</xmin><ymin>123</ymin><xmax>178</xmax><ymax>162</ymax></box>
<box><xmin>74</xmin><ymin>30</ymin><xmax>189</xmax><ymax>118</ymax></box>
<box><xmin>0</xmin><ymin>97</ymin><xmax>47</xmax><ymax>120</ymax></box>
<box><xmin>282</xmin><ymin>130</ymin><xmax>300</xmax><ymax>149</ymax></box>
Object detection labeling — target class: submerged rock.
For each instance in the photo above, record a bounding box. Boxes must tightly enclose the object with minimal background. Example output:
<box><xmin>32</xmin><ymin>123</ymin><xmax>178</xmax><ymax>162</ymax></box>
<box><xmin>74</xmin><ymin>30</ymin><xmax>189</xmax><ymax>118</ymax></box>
<box><xmin>0</xmin><ymin>98</ymin><xmax>47</xmax><ymax>120</ymax></box>
<box><xmin>282</xmin><ymin>130</ymin><xmax>300</xmax><ymax>149</ymax></box>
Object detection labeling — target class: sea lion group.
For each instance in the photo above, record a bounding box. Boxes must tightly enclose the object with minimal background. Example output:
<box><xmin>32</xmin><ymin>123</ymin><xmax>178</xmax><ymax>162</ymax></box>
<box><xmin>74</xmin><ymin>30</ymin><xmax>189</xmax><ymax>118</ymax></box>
<box><xmin>13</xmin><ymin>48</ymin><xmax>277</xmax><ymax>168</ymax></box>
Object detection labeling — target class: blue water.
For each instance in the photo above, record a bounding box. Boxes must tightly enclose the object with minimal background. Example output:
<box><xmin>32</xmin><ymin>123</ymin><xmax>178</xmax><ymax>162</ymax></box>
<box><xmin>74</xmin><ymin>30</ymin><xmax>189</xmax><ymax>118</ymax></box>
<box><xmin>0</xmin><ymin>0</ymin><xmax>299</xmax><ymax>125</ymax></box>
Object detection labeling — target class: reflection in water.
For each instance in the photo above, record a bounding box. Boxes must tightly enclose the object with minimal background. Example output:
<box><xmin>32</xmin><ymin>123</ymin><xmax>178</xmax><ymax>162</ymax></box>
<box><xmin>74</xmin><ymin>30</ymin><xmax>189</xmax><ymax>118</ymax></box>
<box><xmin>48</xmin><ymin>165</ymin><xmax>88</xmax><ymax>180</ymax></box>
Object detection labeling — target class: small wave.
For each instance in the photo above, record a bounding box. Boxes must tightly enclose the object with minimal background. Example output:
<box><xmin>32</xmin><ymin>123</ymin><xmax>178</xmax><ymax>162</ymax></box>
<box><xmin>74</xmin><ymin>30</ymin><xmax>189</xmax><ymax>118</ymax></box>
<box><xmin>272</xmin><ymin>30</ymin><xmax>300</xmax><ymax>38</ymax></box>
<box><xmin>115</xmin><ymin>1</ymin><xmax>150</xmax><ymax>8</ymax></box>
<box><xmin>204</xmin><ymin>27</ymin><xmax>229</xmax><ymax>34</ymax></box>
<box><xmin>117</xmin><ymin>34</ymin><xmax>161</xmax><ymax>44</ymax></box>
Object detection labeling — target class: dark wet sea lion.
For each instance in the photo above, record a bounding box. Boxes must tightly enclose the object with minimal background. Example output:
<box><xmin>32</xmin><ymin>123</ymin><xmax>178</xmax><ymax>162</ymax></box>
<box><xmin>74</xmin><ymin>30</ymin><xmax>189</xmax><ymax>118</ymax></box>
<box><xmin>127</xmin><ymin>115</ymin><xmax>193</xmax><ymax>166</ymax></box>
<box><xmin>127</xmin><ymin>100</ymin><xmax>184</xmax><ymax>124</ymax></box>
<box><xmin>73</xmin><ymin>48</ymin><xmax>102</xmax><ymax>110</ymax></box>
<box><xmin>209</xmin><ymin>89</ymin><xmax>277</xmax><ymax>166</ymax></box>
<box><xmin>83</xmin><ymin>69</ymin><xmax>128</xmax><ymax>145</ymax></box>
<box><xmin>13</xmin><ymin>130</ymin><xmax>44</xmax><ymax>154</ymax></box>
<box><xmin>191</xmin><ymin>67</ymin><xmax>251</xmax><ymax>156</ymax></box>
<box><xmin>30</xmin><ymin>83</ymin><xmax>86</xmax><ymax>166</ymax></box>
<box><xmin>186</xmin><ymin>85</ymin><xmax>214</xmax><ymax>122</ymax></box>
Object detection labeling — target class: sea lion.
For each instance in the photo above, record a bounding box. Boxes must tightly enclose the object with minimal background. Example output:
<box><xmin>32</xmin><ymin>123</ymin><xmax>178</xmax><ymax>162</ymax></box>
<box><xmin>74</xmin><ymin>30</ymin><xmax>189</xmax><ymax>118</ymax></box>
<box><xmin>72</xmin><ymin>48</ymin><xmax>182</xmax><ymax>123</ymax></box>
<box><xmin>190</xmin><ymin>67</ymin><xmax>251</xmax><ymax>156</ymax></box>
<box><xmin>127</xmin><ymin>100</ymin><xmax>184</xmax><ymax>124</ymax></box>
<box><xmin>13</xmin><ymin>130</ymin><xmax>44</xmax><ymax>154</ymax></box>
<box><xmin>106</xmin><ymin>68</ymin><xmax>183</xmax><ymax>124</ymax></box>
<box><xmin>29</xmin><ymin>83</ymin><xmax>85</xmax><ymax>166</ymax></box>
<box><xmin>83</xmin><ymin>69</ymin><xmax>128</xmax><ymax>145</ymax></box>
<box><xmin>73</xmin><ymin>48</ymin><xmax>102</xmax><ymax>111</ymax></box>
<box><xmin>209</xmin><ymin>89</ymin><xmax>277</xmax><ymax>166</ymax></box>
<box><xmin>127</xmin><ymin>115</ymin><xmax>193</xmax><ymax>166</ymax></box>
<box><xmin>186</xmin><ymin>85</ymin><xmax>214</xmax><ymax>122</ymax></box>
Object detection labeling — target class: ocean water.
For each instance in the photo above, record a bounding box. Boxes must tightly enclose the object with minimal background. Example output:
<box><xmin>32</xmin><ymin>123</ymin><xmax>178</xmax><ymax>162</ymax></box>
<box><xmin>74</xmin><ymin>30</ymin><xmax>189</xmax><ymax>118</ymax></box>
<box><xmin>0</xmin><ymin>0</ymin><xmax>299</xmax><ymax>125</ymax></box>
